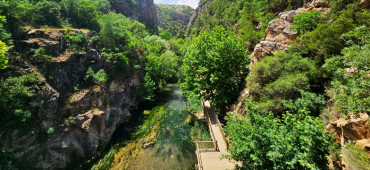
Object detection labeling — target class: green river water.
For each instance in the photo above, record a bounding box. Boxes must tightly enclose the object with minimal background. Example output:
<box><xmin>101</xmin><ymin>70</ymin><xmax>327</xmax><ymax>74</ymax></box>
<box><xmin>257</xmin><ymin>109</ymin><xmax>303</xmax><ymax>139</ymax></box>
<box><xmin>91</xmin><ymin>79</ymin><xmax>205</xmax><ymax>170</ymax></box>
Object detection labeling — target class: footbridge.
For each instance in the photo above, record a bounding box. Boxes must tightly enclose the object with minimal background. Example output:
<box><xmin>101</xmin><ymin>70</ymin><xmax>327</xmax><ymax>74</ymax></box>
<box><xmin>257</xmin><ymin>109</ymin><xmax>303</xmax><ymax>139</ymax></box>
<box><xmin>194</xmin><ymin>101</ymin><xmax>239</xmax><ymax>170</ymax></box>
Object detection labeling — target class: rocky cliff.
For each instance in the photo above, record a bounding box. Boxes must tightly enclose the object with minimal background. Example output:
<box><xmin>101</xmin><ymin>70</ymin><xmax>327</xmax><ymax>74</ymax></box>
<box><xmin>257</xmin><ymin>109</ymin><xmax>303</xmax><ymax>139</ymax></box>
<box><xmin>0</xmin><ymin>28</ymin><xmax>145</xmax><ymax>169</ymax></box>
<box><xmin>156</xmin><ymin>4</ymin><xmax>194</xmax><ymax>36</ymax></box>
<box><xmin>110</xmin><ymin>0</ymin><xmax>159</xmax><ymax>32</ymax></box>
<box><xmin>231</xmin><ymin>0</ymin><xmax>330</xmax><ymax>114</ymax></box>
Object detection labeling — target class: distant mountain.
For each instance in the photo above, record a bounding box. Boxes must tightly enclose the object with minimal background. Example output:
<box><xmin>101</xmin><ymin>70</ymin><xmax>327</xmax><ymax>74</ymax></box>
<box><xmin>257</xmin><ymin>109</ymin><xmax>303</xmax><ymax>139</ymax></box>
<box><xmin>110</xmin><ymin>0</ymin><xmax>159</xmax><ymax>32</ymax></box>
<box><xmin>155</xmin><ymin>4</ymin><xmax>195</xmax><ymax>36</ymax></box>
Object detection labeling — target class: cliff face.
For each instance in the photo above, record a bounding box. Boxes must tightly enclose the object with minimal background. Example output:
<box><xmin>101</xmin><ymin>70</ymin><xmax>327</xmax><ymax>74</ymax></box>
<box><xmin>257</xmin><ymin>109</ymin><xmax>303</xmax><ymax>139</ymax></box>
<box><xmin>110</xmin><ymin>0</ymin><xmax>159</xmax><ymax>32</ymax></box>
<box><xmin>1</xmin><ymin>28</ymin><xmax>145</xmax><ymax>169</ymax></box>
<box><xmin>185</xmin><ymin>0</ymin><xmax>212</xmax><ymax>35</ymax></box>
<box><xmin>231</xmin><ymin>0</ymin><xmax>329</xmax><ymax>114</ymax></box>
<box><xmin>156</xmin><ymin>4</ymin><xmax>194</xmax><ymax>35</ymax></box>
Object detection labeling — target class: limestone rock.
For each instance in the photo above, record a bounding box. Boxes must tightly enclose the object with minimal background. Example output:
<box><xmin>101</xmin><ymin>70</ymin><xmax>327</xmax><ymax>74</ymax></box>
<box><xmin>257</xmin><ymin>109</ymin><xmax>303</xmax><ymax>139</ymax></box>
<box><xmin>306</xmin><ymin>0</ymin><xmax>329</xmax><ymax>8</ymax></box>
<box><xmin>361</xmin><ymin>0</ymin><xmax>370</xmax><ymax>8</ymax></box>
<box><xmin>325</xmin><ymin>114</ymin><xmax>370</xmax><ymax>146</ymax></box>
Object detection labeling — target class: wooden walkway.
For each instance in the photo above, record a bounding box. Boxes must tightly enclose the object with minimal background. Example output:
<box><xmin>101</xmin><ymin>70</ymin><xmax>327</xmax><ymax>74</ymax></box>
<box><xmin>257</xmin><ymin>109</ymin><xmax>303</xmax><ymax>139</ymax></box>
<box><xmin>195</xmin><ymin>101</ymin><xmax>239</xmax><ymax>170</ymax></box>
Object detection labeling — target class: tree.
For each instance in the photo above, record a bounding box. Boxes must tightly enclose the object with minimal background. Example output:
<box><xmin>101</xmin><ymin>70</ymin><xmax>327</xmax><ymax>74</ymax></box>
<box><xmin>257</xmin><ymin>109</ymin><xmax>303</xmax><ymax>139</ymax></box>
<box><xmin>0</xmin><ymin>40</ymin><xmax>8</xmax><ymax>69</ymax></box>
<box><xmin>33</xmin><ymin>0</ymin><xmax>61</xmax><ymax>27</ymax></box>
<box><xmin>0</xmin><ymin>15</ymin><xmax>11</xmax><ymax>69</ymax></box>
<box><xmin>225</xmin><ymin>104</ymin><xmax>330</xmax><ymax>169</ymax></box>
<box><xmin>179</xmin><ymin>26</ymin><xmax>249</xmax><ymax>111</ymax></box>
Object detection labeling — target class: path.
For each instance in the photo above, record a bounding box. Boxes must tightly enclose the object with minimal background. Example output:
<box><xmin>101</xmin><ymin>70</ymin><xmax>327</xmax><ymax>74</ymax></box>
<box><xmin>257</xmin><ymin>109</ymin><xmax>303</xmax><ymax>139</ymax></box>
<box><xmin>197</xmin><ymin>101</ymin><xmax>238</xmax><ymax>170</ymax></box>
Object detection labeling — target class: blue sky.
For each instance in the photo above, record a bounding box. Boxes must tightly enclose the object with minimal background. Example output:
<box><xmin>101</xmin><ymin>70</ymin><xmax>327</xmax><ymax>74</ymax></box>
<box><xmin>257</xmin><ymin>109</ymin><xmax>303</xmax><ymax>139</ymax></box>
<box><xmin>154</xmin><ymin>0</ymin><xmax>200</xmax><ymax>9</ymax></box>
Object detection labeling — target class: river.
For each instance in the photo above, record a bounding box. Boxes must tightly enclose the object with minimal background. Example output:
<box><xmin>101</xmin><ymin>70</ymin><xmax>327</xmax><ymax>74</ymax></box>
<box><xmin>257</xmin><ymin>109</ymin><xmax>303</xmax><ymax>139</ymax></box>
<box><xmin>92</xmin><ymin>78</ymin><xmax>198</xmax><ymax>170</ymax></box>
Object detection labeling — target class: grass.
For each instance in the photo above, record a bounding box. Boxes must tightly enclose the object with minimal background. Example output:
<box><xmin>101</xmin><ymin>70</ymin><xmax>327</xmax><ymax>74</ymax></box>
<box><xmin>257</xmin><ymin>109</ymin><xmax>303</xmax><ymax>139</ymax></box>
<box><xmin>343</xmin><ymin>142</ymin><xmax>370</xmax><ymax>170</ymax></box>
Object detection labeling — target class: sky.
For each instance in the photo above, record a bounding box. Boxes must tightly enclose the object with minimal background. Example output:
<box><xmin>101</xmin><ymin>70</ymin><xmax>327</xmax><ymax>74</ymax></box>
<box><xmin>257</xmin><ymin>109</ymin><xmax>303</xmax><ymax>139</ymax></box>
<box><xmin>154</xmin><ymin>0</ymin><xmax>200</xmax><ymax>9</ymax></box>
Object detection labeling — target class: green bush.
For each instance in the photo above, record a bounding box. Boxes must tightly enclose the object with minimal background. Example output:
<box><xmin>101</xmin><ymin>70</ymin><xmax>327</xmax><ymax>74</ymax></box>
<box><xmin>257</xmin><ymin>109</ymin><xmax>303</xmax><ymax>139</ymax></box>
<box><xmin>283</xmin><ymin>91</ymin><xmax>326</xmax><ymax>116</ymax></box>
<box><xmin>0</xmin><ymin>72</ymin><xmax>40</xmax><ymax>133</ymax></box>
<box><xmin>342</xmin><ymin>141</ymin><xmax>370</xmax><ymax>170</ymax></box>
<box><xmin>85</xmin><ymin>67</ymin><xmax>107</xmax><ymax>85</ymax></box>
<box><xmin>324</xmin><ymin>26</ymin><xmax>370</xmax><ymax>116</ymax></box>
<box><xmin>291</xmin><ymin>10</ymin><xmax>323</xmax><ymax>34</ymax></box>
<box><xmin>0</xmin><ymin>40</ymin><xmax>8</xmax><ymax>69</ymax></box>
<box><xmin>246</xmin><ymin>51</ymin><xmax>318</xmax><ymax>113</ymax></box>
<box><xmin>225</xmin><ymin>104</ymin><xmax>330</xmax><ymax>169</ymax></box>
<box><xmin>47</xmin><ymin>127</ymin><xmax>54</xmax><ymax>134</ymax></box>
<box><xmin>303</xmin><ymin>4</ymin><xmax>370</xmax><ymax>58</ymax></box>
<box><xmin>30</xmin><ymin>47</ymin><xmax>52</xmax><ymax>60</ymax></box>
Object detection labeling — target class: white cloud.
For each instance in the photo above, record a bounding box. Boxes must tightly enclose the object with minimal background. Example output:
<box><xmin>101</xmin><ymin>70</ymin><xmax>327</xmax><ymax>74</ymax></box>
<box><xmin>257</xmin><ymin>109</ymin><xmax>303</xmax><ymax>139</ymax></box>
<box><xmin>154</xmin><ymin>0</ymin><xmax>164</xmax><ymax>3</ymax></box>
<box><xmin>176</xmin><ymin>0</ymin><xmax>200</xmax><ymax>9</ymax></box>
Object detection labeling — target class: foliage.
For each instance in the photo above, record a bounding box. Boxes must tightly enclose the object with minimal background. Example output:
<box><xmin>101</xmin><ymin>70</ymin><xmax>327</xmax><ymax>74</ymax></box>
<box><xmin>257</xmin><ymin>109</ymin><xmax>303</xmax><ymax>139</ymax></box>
<box><xmin>291</xmin><ymin>11</ymin><xmax>324</xmax><ymax>34</ymax></box>
<box><xmin>225</xmin><ymin>104</ymin><xmax>330</xmax><ymax>169</ymax></box>
<box><xmin>33</xmin><ymin>0</ymin><xmax>61</xmax><ymax>27</ymax></box>
<box><xmin>90</xmin><ymin>147</ymin><xmax>115</xmax><ymax>170</ymax></box>
<box><xmin>47</xmin><ymin>127</ymin><xmax>54</xmax><ymax>134</ymax></box>
<box><xmin>139</xmin><ymin>49</ymin><xmax>177</xmax><ymax>100</ymax></box>
<box><xmin>0</xmin><ymin>40</ymin><xmax>8</xmax><ymax>69</ymax></box>
<box><xmin>99</xmin><ymin>12</ymin><xmax>130</xmax><ymax>50</ymax></box>
<box><xmin>246</xmin><ymin>51</ymin><xmax>318</xmax><ymax>113</ymax></box>
<box><xmin>179</xmin><ymin>26</ymin><xmax>249</xmax><ymax>111</ymax></box>
<box><xmin>156</xmin><ymin>4</ymin><xmax>194</xmax><ymax>36</ymax></box>
<box><xmin>65</xmin><ymin>32</ymin><xmax>86</xmax><ymax>52</ymax></box>
<box><xmin>303</xmin><ymin>4</ymin><xmax>370</xmax><ymax>58</ymax></box>
<box><xmin>283</xmin><ymin>91</ymin><xmax>326</xmax><ymax>116</ymax></box>
<box><xmin>186</xmin><ymin>0</ymin><xmax>303</xmax><ymax>37</ymax></box>
<box><xmin>0</xmin><ymin>15</ymin><xmax>13</xmax><ymax>46</ymax></box>
<box><xmin>30</xmin><ymin>47</ymin><xmax>52</xmax><ymax>60</ymax></box>
<box><xmin>323</xmin><ymin>26</ymin><xmax>370</xmax><ymax>116</ymax></box>
<box><xmin>85</xmin><ymin>67</ymin><xmax>107</xmax><ymax>85</ymax></box>
<box><xmin>342</xmin><ymin>141</ymin><xmax>370</xmax><ymax>170</ymax></box>
<box><xmin>0</xmin><ymin>72</ymin><xmax>40</xmax><ymax>133</ymax></box>
<box><xmin>0</xmin><ymin>152</ymin><xmax>31</xmax><ymax>170</ymax></box>
<box><xmin>159</xmin><ymin>28</ymin><xmax>173</xmax><ymax>40</ymax></box>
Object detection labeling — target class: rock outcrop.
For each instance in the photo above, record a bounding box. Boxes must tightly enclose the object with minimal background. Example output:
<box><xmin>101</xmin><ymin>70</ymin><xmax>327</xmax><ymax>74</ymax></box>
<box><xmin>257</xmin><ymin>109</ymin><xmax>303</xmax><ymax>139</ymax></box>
<box><xmin>232</xmin><ymin>0</ymin><xmax>330</xmax><ymax>114</ymax></box>
<box><xmin>1</xmin><ymin>28</ymin><xmax>145</xmax><ymax>169</ymax></box>
<box><xmin>110</xmin><ymin>0</ymin><xmax>159</xmax><ymax>32</ymax></box>
<box><xmin>361</xmin><ymin>0</ymin><xmax>370</xmax><ymax>8</ymax></box>
<box><xmin>249</xmin><ymin>2</ymin><xmax>330</xmax><ymax>68</ymax></box>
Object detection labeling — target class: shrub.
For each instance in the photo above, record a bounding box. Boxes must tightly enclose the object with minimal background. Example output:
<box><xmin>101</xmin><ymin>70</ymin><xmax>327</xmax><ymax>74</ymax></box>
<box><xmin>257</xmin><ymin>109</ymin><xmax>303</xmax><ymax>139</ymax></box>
<box><xmin>225</xmin><ymin>104</ymin><xmax>330</xmax><ymax>169</ymax></box>
<box><xmin>47</xmin><ymin>127</ymin><xmax>54</xmax><ymax>134</ymax></box>
<box><xmin>291</xmin><ymin>10</ymin><xmax>323</xmax><ymax>34</ymax></box>
<box><xmin>0</xmin><ymin>73</ymin><xmax>40</xmax><ymax>132</ymax></box>
<box><xmin>85</xmin><ymin>67</ymin><xmax>107</xmax><ymax>85</ymax></box>
<box><xmin>324</xmin><ymin>26</ymin><xmax>370</xmax><ymax>116</ymax></box>
<box><xmin>342</xmin><ymin>141</ymin><xmax>370</xmax><ymax>170</ymax></box>
<box><xmin>31</xmin><ymin>47</ymin><xmax>52</xmax><ymax>60</ymax></box>
<box><xmin>246</xmin><ymin>51</ymin><xmax>317</xmax><ymax>113</ymax></box>
<box><xmin>0</xmin><ymin>40</ymin><xmax>8</xmax><ymax>69</ymax></box>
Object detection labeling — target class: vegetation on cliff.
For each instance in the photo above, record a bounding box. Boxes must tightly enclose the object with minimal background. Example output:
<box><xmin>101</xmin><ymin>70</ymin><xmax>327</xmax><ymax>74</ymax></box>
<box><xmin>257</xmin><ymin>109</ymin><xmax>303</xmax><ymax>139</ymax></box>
<box><xmin>1</xmin><ymin>0</ymin><xmax>370</xmax><ymax>169</ymax></box>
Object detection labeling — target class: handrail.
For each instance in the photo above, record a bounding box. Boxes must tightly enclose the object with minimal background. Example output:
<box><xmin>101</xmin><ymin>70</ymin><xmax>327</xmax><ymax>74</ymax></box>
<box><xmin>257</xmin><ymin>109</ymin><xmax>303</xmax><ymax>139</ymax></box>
<box><xmin>195</xmin><ymin>142</ymin><xmax>203</xmax><ymax>170</ymax></box>
<box><xmin>202</xmin><ymin>100</ymin><xmax>219</xmax><ymax>151</ymax></box>
<box><xmin>215</xmin><ymin>114</ymin><xmax>229</xmax><ymax>150</ymax></box>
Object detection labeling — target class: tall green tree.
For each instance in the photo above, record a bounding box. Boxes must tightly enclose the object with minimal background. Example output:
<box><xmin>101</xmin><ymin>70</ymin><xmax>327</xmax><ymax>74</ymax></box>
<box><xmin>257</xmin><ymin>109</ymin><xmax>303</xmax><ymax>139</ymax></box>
<box><xmin>179</xmin><ymin>26</ymin><xmax>249</xmax><ymax>111</ymax></box>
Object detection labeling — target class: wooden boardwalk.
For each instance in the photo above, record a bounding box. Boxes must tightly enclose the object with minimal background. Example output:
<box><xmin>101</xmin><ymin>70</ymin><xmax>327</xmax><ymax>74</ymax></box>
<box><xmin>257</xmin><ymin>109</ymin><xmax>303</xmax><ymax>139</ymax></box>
<box><xmin>196</xmin><ymin>101</ymin><xmax>239</xmax><ymax>170</ymax></box>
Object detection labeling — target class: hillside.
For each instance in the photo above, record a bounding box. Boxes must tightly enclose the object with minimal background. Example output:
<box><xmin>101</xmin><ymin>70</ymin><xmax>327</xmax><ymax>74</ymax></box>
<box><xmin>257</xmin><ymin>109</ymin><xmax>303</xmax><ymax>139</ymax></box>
<box><xmin>156</xmin><ymin>4</ymin><xmax>195</xmax><ymax>36</ymax></box>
